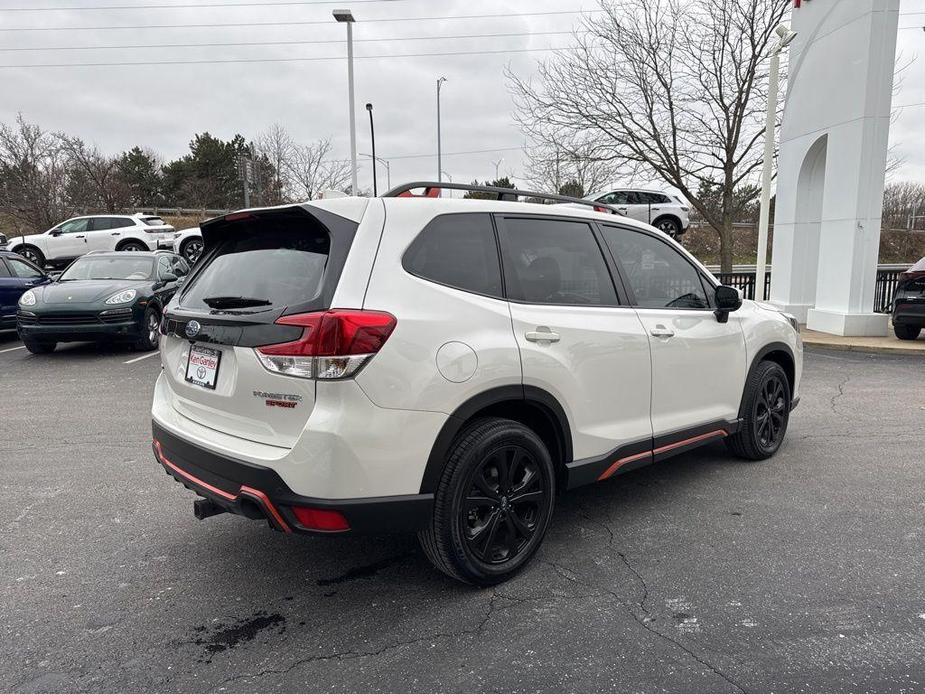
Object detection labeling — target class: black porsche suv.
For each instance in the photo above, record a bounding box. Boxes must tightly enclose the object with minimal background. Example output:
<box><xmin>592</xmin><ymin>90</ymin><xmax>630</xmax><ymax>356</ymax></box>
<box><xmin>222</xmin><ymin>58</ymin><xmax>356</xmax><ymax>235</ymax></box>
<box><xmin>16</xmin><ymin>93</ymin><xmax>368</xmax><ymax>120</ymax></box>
<box><xmin>16</xmin><ymin>250</ymin><xmax>190</xmax><ymax>354</ymax></box>
<box><xmin>892</xmin><ymin>258</ymin><xmax>925</xmax><ymax>341</ymax></box>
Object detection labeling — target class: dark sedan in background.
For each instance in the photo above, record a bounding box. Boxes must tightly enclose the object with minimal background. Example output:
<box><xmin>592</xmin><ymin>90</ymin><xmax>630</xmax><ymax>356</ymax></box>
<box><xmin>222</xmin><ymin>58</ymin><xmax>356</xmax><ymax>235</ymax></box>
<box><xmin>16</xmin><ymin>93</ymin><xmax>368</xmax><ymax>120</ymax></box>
<box><xmin>892</xmin><ymin>257</ymin><xmax>925</xmax><ymax>341</ymax></box>
<box><xmin>1</xmin><ymin>250</ymin><xmax>52</xmax><ymax>332</ymax></box>
<box><xmin>16</xmin><ymin>250</ymin><xmax>190</xmax><ymax>354</ymax></box>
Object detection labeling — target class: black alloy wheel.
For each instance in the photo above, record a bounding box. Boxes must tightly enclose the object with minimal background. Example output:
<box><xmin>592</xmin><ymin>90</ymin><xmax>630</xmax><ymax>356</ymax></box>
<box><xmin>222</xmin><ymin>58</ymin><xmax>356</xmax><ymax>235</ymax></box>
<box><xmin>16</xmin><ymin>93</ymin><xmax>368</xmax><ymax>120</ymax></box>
<box><xmin>19</xmin><ymin>246</ymin><xmax>45</xmax><ymax>267</ymax></box>
<box><xmin>462</xmin><ymin>445</ymin><xmax>548</xmax><ymax>565</ymax></box>
<box><xmin>726</xmin><ymin>360</ymin><xmax>791</xmax><ymax>461</ymax></box>
<box><xmin>419</xmin><ymin>418</ymin><xmax>555</xmax><ymax>585</ymax></box>
<box><xmin>656</xmin><ymin>217</ymin><xmax>682</xmax><ymax>239</ymax></box>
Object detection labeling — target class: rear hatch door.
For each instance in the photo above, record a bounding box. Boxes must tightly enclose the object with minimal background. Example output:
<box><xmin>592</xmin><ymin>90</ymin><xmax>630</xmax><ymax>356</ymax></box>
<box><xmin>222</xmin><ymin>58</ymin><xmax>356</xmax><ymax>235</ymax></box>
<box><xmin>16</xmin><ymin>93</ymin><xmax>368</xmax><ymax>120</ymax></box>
<box><xmin>160</xmin><ymin>204</ymin><xmax>359</xmax><ymax>448</ymax></box>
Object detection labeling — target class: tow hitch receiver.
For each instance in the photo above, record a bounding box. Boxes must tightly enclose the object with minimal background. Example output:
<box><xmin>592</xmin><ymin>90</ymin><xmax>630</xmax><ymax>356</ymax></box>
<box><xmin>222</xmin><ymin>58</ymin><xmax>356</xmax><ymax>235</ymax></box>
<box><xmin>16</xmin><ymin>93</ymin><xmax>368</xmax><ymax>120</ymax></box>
<box><xmin>193</xmin><ymin>497</ymin><xmax>227</xmax><ymax>520</ymax></box>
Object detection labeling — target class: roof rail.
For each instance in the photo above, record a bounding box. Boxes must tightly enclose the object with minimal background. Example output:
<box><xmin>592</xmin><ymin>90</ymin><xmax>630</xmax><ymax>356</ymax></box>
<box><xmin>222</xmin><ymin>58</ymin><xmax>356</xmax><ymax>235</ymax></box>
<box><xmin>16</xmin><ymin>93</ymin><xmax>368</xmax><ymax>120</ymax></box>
<box><xmin>382</xmin><ymin>181</ymin><xmax>624</xmax><ymax>217</ymax></box>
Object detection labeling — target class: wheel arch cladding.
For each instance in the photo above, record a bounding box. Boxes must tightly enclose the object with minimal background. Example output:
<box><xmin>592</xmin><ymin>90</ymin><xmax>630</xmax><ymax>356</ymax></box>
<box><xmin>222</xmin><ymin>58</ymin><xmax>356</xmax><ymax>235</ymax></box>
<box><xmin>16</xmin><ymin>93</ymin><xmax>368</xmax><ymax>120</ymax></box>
<box><xmin>739</xmin><ymin>342</ymin><xmax>795</xmax><ymax>419</ymax></box>
<box><xmin>419</xmin><ymin>385</ymin><xmax>572</xmax><ymax>494</ymax></box>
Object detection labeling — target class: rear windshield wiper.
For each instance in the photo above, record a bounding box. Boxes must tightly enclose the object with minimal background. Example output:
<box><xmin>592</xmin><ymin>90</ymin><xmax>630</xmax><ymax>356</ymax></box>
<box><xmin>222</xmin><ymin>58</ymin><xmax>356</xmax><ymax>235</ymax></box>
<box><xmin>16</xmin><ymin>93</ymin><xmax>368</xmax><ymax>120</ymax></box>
<box><xmin>202</xmin><ymin>296</ymin><xmax>272</xmax><ymax>309</ymax></box>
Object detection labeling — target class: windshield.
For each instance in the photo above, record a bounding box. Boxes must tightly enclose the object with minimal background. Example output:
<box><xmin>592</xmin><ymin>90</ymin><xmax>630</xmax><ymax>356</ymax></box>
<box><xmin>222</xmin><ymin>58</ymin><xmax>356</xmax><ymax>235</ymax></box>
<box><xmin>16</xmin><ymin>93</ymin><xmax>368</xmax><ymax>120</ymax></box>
<box><xmin>59</xmin><ymin>256</ymin><xmax>154</xmax><ymax>281</ymax></box>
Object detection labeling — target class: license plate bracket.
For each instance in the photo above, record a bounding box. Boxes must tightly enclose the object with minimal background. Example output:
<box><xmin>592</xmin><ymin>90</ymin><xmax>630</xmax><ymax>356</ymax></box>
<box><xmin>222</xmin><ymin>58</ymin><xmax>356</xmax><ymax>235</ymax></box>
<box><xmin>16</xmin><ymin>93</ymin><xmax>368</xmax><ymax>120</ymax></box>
<box><xmin>185</xmin><ymin>344</ymin><xmax>221</xmax><ymax>390</ymax></box>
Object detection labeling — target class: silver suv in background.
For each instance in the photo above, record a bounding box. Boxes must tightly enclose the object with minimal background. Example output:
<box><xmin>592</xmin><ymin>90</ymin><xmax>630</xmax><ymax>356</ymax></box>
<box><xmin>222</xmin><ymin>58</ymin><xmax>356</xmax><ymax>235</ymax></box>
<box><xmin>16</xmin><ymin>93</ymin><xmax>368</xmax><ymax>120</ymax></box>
<box><xmin>7</xmin><ymin>214</ymin><xmax>176</xmax><ymax>269</ymax></box>
<box><xmin>589</xmin><ymin>189</ymin><xmax>690</xmax><ymax>239</ymax></box>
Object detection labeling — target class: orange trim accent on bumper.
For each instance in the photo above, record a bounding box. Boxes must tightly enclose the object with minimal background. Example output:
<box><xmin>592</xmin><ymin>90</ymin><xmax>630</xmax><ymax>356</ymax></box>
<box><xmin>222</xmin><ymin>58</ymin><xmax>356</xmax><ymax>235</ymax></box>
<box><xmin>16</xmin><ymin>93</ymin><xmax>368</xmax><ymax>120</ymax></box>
<box><xmin>597</xmin><ymin>451</ymin><xmax>653</xmax><ymax>482</ymax></box>
<box><xmin>153</xmin><ymin>439</ymin><xmax>292</xmax><ymax>533</ymax></box>
<box><xmin>597</xmin><ymin>429</ymin><xmax>729</xmax><ymax>482</ymax></box>
<box><xmin>652</xmin><ymin>429</ymin><xmax>728</xmax><ymax>456</ymax></box>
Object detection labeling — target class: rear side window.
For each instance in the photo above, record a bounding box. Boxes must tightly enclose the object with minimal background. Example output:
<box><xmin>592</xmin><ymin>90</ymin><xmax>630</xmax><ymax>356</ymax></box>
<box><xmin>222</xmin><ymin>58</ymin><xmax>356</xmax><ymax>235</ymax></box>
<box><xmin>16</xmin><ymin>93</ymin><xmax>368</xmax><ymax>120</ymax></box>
<box><xmin>7</xmin><ymin>257</ymin><xmax>44</xmax><ymax>279</ymax></box>
<box><xmin>180</xmin><ymin>226</ymin><xmax>330</xmax><ymax>312</ymax></box>
<box><xmin>0</xmin><ymin>260</ymin><xmax>11</xmax><ymax>278</ymax></box>
<box><xmin>403</xmin><ymin>213</ymin><xmax>503</xmax><ymax>298</ymax></box>
<box><xmin>498</xmin><ymin>217</ymin><xmax>618</xmax><ymax>306</ymax></box>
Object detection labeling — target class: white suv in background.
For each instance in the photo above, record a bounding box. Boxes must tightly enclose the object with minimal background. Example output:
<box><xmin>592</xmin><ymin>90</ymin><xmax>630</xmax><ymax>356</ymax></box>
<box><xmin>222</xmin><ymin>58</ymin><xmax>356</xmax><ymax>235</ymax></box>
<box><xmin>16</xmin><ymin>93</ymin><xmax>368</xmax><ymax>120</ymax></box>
<box><xmin>8</xmin><ymin>214</ymin><xmax>175</xmax><ymax>269</ymax></box>
<box><xmin>151</xmin><ymin>183</ymin><xmax>801</xmax><ymax>586</ymax></box>
<box><xmin>590</xmin><ymin>189</ymin><xmax>690</xmax><ymax>239</ymax></box>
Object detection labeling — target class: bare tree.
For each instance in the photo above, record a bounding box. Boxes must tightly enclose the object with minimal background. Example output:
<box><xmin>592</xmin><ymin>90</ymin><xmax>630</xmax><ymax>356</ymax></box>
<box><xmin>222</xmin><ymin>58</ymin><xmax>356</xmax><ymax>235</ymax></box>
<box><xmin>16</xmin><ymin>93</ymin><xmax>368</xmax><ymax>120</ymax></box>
<box><xmin>255</xmin><ymin>123</ymin><xmax>295</xmax><ymax>204</ymax></box>
<box><xmin>525</xmin><ymin>138</ymin><xmax>615</xmax><ymax>197</ymax></box>
<box><xmin>60</xmin><ymin>135</ymin><xmax>129</xmax><ymax>212</ymax></box>
<box><xmin>288</xmin><ymin>138</ymin><xmax>352</xmax><ymax>200</ymax></box>
<box><xmin>0</xmin><ymin>114</ymin><xmax>71</xmax><ymax>234</ymax></box>
<box><xmin>509</xmin><ymin>0</ymin><xmax>789</xmax><ymax>271</ymax></box>
<box><xmin>882</xmin><ymin>181</ymin><xmax>925</xmax><ymax>231</ymax></box>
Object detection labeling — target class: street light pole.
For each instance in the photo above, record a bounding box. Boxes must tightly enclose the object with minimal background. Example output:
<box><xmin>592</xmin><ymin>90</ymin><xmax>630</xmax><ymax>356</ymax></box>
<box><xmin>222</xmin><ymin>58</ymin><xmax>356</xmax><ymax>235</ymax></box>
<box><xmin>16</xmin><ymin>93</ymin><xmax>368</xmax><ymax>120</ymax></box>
<box><xmin>334</xmin><ymin>9</ymin><xmax>358</xmax><ymax>195</ymax></box>
<box><xmin>366</xmin><ymin>103</ymin><xmax>377</xmax><ymax>196</ymax></box>
<box><xmin>756</xmin><ymin>24</ymin><xmax>797</xmax><ymax>303</ymax></box>
<box><xmin>437</xmin><ymin>76</ymin><xmax>447</xmax><ymax>185</ymax></box>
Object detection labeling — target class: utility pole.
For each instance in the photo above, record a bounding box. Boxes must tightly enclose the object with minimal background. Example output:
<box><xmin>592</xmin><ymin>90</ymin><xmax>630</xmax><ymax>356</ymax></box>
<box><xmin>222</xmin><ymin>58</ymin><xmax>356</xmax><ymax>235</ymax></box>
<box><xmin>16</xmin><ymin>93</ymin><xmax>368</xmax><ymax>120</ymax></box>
<box><xmin>334</xmin><ymin>9</ymin><xmax>358</xmax><ymax>195</ymax></box>
<box><xmin>437</xmin><ymin>76</ymin><xmax>447</xmax><ymax>185</ymax></box>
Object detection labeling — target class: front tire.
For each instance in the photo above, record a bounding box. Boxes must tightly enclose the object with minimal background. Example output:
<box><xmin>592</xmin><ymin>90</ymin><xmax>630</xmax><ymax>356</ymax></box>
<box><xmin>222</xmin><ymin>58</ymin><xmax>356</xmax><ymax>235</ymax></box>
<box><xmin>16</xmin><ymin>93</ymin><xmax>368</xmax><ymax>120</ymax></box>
<box><xmin>18</xmin><ymin>246</ymin><xmax>45</xmax><ymax>268</ymax></box>
<box><xmin>23</xmin><ymin>339</ymin><xmax>56</xmax><ymax>354</ymax></box>
<box><xmin>180</xmin><ymin>237</ymin><xmax>204</xmax><ymax>264</ymax></box>
<box><xmin>134</xmin><ymin>306</ymin><xmax>161</xmax><ymax>351</ymax></box>
<box><xmin>654</xmin><ymin>217</ymin><xmax>682</xmax><ymax>239</ymax></box>
<box><xmin>418</xmin><ymin>418</ymin><xmax>556</xmax><ymax>586</ymax></box>
<box><xmin>894</xmin><ymin>324</ymin><xmax>921</xmax><ymax>341</ymax></box>
<box><xmin>726</xmin><ymin>361</ymin><xmax>791</xmax><ymax>461</ymax></box>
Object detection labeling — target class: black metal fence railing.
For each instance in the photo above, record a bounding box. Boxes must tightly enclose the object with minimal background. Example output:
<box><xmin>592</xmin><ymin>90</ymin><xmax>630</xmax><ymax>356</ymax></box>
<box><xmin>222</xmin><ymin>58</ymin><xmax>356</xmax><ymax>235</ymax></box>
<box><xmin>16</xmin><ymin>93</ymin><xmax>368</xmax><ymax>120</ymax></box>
<box><xmin>713</xmin><ymin>266</ymin><xmax>910</xmax><ymax>314</ymax></box>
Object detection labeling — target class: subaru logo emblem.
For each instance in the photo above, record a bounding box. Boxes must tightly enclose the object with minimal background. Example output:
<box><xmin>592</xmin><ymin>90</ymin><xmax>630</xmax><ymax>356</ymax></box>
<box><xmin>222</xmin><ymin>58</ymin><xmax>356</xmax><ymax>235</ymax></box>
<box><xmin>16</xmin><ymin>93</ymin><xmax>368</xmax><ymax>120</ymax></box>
<box><xmin>185</xmin><ymin>320</ymin><xmax>201</xmax><ymax>339</ymax></box>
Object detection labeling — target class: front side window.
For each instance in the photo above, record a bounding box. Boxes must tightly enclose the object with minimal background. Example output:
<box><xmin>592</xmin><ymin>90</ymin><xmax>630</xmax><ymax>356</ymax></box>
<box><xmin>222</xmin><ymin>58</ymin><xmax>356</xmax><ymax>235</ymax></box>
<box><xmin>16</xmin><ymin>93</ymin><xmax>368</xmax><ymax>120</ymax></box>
<box><xmin>403</xmin><ymin>213</ymin><xmax>503</xmax><ymax>298</ymax></box>
<box><xmin>498</xmin><ymin>217</ymin><xmax>618</xmax><ymax>306</ymax></box>
<box><xmin>55</xmin><ymin>219</ymin><xmax>90</xmax><ymax>234</ymax></box>
<box><xmin>59</xmin><ymin>256</ymin><xmax>154</xmax><ymax>281</ymax></box>
<box><xmin>7</xmin><ymin>257</ymin><xmax>44</xmax><ymax>279</ymax></box>
<box><xmin>157</xmin><ymin>256</ymin><xmax>172</xmax><ymax>279</ymax></box>
<box><xmin>0</xmin><ymin>260</ymin><xmax>11</xmax><ymax>278</ymax></box>
<box><xmin>598</xmin><ymin>191</ymin><xmax>630</xmax><ymax>206</ymax></box>
<box><xmin>601</xmin><ymin>226</ymin><xmax>709</xmax><ymax>310</ymax></box>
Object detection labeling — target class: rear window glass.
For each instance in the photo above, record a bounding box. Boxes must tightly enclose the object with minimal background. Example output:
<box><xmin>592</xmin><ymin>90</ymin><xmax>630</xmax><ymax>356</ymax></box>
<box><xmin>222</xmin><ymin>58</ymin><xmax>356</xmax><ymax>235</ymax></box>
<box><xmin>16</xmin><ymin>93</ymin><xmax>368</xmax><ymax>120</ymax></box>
<box><xmin>403</xmin><ymin>213</ymin><xmax>502</xmax><ymax>298</ymax></box>
<box><xmin>180</xmin><ymin>227</ymin><xmax>329</xmax><ymax>311</ymax></box>
<box><xmin>140</xmin><ymin>217</ymin><xmax>166</xmax><ymax>226</ymax></box>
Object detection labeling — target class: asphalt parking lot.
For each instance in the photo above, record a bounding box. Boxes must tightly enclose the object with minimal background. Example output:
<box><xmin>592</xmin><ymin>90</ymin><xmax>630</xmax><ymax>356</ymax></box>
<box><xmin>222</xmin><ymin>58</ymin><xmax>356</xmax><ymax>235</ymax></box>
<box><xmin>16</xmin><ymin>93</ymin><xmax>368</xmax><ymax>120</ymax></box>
<box><xmin>2</xmin><ymin>334</ymin><xmax>923</xmax><ymax>694</ymax></box>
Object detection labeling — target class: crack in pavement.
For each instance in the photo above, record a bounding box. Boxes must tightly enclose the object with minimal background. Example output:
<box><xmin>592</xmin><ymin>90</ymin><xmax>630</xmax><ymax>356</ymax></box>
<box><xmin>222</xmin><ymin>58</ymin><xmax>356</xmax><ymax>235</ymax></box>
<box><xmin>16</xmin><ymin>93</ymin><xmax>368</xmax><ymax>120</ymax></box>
<box><xmin>829</xmin><ymin>376</ymin><xmax>850</xmax><ymax>414</ymax></box>
<box><xmin>561</xmin><ymin>508</ymin><xmax>748</xmax><ymax>694</ymax></box>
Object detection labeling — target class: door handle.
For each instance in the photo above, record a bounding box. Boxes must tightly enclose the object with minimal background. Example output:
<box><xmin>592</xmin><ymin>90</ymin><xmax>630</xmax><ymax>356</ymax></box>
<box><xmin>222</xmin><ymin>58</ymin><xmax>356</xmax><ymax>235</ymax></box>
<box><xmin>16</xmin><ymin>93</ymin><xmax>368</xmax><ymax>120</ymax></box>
<box><xmin>650</xmin><ymin>326</ymin><xmax>675</xmax><ymax>338</ymax></box>
<box><xmin>526</xmin><ymin>328</ymin><xmax>560</xmax><ymax>343</ymax></box>
<box><xmin>76</xmin><ymin>235</ymin><xmax>85</xmax><ymax>239</ymax></box>
<box><xmin>111</xmin><ymin>232</ymin><xmax>121</xmax><ymax>236</ymax></box>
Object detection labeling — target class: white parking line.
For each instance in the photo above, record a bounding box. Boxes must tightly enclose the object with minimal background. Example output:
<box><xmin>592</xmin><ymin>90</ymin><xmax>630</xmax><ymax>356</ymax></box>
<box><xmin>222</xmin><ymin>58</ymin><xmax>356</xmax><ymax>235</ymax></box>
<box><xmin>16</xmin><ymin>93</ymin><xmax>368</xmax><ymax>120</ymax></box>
<box><xmin>0</xmin><ymin>345</ymin><xmax>26</xmax><ymax>354</ymax></box>
<box><xmin>123</xmin><ymin>351</ymin><xmax>161</xmax><ymax>365</ymax></box>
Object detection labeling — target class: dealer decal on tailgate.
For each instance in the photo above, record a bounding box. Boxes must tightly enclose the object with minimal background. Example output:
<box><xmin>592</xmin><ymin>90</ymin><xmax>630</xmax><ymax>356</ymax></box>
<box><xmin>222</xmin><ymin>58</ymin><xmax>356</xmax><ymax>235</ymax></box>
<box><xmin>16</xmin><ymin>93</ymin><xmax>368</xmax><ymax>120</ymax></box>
<box><xmin>253</xmin><ymin>391</ymin><xmax>303</xmax><ymax>408</ymax></box>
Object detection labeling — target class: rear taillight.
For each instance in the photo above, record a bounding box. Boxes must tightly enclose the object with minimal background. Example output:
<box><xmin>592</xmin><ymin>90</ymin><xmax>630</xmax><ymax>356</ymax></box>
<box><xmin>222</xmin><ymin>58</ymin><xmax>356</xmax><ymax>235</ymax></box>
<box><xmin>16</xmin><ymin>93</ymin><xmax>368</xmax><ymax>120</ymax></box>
<box><xmin>255</xmin><ymin>309</ymin><xmax>397</xmax><ymax>380</ymax></box>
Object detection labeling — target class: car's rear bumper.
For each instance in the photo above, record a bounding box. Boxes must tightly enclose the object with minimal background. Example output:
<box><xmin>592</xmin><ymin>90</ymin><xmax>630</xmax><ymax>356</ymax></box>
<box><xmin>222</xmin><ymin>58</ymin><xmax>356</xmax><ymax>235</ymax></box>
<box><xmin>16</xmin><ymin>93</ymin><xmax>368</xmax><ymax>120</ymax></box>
<box><xmin>152</xmin><ymin>421</ymin><xmax>434</xmax><ymax>535</ymax></box>
<box><xmin>892</xmin><ymin>303</ymin><xmax>925</xmax><ymax>326</ymax></box>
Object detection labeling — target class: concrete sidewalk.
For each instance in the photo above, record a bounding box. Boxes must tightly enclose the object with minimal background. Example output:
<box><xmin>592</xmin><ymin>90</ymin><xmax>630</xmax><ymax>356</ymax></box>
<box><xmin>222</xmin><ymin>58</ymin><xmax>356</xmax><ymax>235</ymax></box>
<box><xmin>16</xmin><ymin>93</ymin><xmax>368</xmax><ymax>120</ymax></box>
<box><xmin>801</xmin><ymin>326</ymin><xmax>925</xmax><ymax>355</ymax></box>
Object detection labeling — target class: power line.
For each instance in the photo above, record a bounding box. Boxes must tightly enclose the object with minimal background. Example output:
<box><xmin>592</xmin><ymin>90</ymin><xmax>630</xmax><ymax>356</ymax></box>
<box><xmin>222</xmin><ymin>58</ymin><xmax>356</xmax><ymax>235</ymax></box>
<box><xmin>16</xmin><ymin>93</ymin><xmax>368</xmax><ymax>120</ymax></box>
<box><xmin>0</xmin><ymin>45</ymin><xmax>568</xmax><ymax>68</ymax></box>
<box><xmin>0</xmin><ymin>8</ymin><xmax>602</xmax><ymax>31</ymax></box>
<box><xmin>0</xmin><ymin>30</ymin><xmax>577</xmax><ymax>52</ymax></box>
<box><xmin>1</xmin><ymin>0</ymin><xmax>408</xmax><ymax>9</ymax></box>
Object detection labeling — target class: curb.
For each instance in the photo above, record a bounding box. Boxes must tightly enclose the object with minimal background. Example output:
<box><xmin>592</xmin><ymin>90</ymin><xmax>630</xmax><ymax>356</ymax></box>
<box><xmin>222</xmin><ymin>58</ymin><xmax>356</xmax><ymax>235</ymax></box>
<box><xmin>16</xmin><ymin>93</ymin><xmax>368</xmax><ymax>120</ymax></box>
<box><xmin>802</xmin><ymin>338</ymin><xmax>925</xmax><ymax>356</ymax></box>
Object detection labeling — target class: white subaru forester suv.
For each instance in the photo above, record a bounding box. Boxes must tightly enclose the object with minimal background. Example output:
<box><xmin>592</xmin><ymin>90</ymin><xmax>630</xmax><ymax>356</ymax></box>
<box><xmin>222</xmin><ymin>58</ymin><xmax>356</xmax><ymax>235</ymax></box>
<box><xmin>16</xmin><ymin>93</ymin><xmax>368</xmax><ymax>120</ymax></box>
<box><xmin>151</xmin><ymin>182</ymin><xmax>802</xmax><ymax>586</ymax></box>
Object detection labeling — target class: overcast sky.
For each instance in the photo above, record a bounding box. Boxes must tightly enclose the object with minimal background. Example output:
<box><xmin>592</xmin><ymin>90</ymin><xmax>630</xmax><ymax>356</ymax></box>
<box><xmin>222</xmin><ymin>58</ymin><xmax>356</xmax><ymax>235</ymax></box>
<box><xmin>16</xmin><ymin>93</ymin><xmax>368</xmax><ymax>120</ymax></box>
<box><xmin>1</xmin><ymin>0</ymin><xmax>924</xmax><ymax>195</ymax></box>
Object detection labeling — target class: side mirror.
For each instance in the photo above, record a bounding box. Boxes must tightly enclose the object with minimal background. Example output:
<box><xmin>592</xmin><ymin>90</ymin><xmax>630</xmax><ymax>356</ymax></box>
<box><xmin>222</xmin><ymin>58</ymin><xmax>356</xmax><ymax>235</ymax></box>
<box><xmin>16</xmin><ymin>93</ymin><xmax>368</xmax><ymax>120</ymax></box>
<box><xmin>714</xmin><ymin>285</ymin><xmax>742</xmax><ymax>323</ymax></box>
<box><xmin>161</xmin><ymin>272</ymin><xmax>178</xmax><ymax>283</ymax></box>
<box><xmin>50</xmin><ymin>229</ymin><xmax>62</xmax><ymax>237</ymax></box>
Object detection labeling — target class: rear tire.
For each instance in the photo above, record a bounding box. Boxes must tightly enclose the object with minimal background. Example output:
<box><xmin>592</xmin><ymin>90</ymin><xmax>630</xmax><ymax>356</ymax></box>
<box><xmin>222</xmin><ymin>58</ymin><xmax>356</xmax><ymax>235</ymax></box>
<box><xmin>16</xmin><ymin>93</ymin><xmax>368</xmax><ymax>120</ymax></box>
<box><xmin>134</xmin><ymin>306</ymin><xmax>161</xmax><ymax>351</ymax></box>
<box><xmin>18</xmin><ymin>246</ymin><xmax>45</xmax><ymax>268</ymax></box>
<box><xmin>23</xmin><ymin>339</ymin><xmax>56</xmax><ymax>354</ymax></box>
<box><xmin>894</xmin><ymin>324</ymin><xmax>921</xmax><ymax>341</ymax></box>
<box><xmin>119</xmin><ymin>241</ymin><xmax>147</xmax><ymax>252</ymax></box>
<box><xmin>726</xmin><ymin>361</ymin><xmax>791</xmax><ymax>461</ymax></box>
<box><xmin>418</xmin><ymin>418</ymin><xmax>555</xmax><ymax>586</ymax></box>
